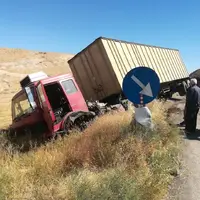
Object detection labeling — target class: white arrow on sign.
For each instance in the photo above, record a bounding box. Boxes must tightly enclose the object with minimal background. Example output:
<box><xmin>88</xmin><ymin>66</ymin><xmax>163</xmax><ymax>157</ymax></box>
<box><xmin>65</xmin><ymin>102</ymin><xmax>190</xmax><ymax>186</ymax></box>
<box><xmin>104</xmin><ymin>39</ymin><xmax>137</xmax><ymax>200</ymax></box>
<box><xmin>131</xmin><ymin>74</ymin><xmax>153</xmax><ymax>97</ymax></box>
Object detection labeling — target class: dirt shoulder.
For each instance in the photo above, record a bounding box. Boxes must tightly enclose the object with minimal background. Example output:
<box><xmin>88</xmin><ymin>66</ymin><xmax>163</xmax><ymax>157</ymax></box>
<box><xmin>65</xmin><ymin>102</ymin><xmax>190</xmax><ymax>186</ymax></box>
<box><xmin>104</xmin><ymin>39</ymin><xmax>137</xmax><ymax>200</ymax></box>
<box><xmin>165</xmin><ymin>97</ymin><xmax>200</xmax><ymax>200</ymax></box>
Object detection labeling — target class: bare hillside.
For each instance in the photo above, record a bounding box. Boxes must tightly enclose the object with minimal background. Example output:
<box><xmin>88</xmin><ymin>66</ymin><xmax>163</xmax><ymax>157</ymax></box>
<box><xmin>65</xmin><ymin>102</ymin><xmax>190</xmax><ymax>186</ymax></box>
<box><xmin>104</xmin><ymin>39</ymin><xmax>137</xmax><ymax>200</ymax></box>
<box><xmin>0</xmin><ymin>48</ymin><xmax>74</xmax><ymax>127</ymax></box>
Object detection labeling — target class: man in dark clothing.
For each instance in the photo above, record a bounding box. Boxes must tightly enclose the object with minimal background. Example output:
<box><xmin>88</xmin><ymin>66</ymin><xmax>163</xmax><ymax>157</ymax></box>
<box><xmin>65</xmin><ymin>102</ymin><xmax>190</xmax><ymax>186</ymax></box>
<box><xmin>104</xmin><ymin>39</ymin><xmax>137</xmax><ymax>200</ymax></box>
<box><xmin>184</xmin><ymin>78</ymin><xmax>200</xmax><ymax>133</ymax></box>
<box><xmin>178</xmin><ymin>80</ymin><xmax>191</xmax><ymax>127</ymax></box>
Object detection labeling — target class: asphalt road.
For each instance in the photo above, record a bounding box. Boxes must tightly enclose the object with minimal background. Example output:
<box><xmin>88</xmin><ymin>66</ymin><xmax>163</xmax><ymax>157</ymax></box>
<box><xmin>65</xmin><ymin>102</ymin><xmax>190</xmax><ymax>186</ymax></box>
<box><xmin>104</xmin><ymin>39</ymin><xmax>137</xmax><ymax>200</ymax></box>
<box><xmin>166</xmin><ymin>97</ymin><xmax>200</xmax><ymax>200</ymax></box>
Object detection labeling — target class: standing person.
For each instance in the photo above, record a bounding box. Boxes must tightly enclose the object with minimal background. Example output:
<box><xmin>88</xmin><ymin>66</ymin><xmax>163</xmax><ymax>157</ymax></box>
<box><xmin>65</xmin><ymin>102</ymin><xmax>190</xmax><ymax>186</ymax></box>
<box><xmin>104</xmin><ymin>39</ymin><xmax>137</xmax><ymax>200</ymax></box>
<box><xmin>178</xmin><ymin>80</ymin><xmax>191</xmax><ymax>127</ymax></box>
<box><xmin>184</xmin><ymin>78</ymin><xmax>200</xmax><ymax>134</ymax></box>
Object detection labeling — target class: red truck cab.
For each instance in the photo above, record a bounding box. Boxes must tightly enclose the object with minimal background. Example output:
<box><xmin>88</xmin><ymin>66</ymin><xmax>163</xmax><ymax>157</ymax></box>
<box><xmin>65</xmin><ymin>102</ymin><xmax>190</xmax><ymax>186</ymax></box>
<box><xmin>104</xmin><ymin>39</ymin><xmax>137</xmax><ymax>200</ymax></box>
<box><xmin>10</xmin><ymin>72</ymin><xmax>95</xmax><ymax>140</ymax></box>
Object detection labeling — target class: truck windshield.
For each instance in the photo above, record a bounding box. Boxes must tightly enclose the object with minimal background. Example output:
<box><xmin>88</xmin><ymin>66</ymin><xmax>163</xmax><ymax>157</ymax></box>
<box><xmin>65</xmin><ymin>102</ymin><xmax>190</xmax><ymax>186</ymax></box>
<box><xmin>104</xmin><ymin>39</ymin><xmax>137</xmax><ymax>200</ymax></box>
<box><xmin>12</xmin><ymin>87</ymin><xmax>36</xmax><ymax>120</ymax></box>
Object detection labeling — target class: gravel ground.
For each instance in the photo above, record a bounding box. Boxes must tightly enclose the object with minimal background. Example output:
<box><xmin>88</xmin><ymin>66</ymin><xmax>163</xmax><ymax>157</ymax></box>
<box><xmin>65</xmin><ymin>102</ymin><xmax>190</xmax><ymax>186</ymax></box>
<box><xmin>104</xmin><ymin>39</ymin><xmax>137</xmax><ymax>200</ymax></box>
<box><xmin>165</xmin><ymin>97</ymin><xmax>200</xmax><ymax>200</ymax></box>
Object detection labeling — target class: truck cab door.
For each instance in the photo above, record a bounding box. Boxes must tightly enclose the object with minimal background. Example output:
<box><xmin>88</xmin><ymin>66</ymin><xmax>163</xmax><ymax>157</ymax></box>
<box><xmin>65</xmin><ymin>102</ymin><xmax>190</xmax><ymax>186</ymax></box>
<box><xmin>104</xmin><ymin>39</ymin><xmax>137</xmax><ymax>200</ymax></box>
<box><xmin>60</xmin><ymin>78</ymin><xmax>88</xmax><ymax>111</ymax></box>
<box><xmin>36</xmin><ymin>82</ymin><xmax>55</xmax><ymax>134</ymax></box>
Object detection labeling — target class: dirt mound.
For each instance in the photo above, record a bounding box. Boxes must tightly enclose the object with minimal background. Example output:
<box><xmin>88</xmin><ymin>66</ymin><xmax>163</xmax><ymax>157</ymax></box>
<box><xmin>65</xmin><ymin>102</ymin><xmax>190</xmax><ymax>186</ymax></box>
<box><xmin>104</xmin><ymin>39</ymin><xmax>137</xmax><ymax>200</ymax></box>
<box><xmin>0</xmin><ymin>48</ymin><xmax>74</xmax><ymax>74</ymax></box>
<box><xmin>0</xmin><ymin>48</ymin><xmax>74</xmax><ymax>127</ymax></box>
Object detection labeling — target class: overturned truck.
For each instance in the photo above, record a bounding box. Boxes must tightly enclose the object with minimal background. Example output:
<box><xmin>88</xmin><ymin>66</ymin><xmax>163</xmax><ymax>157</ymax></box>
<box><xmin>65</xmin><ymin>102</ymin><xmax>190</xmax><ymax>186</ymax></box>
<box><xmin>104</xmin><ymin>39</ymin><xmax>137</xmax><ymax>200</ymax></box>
<box><xmin>5</xmin><ymin>36</ymin><xmax>191</xmax><ymax>144</ymax></box>
<box><xmin>68</xmin><ymin>37</ymin><xmax>190</xmax><ymax>102</ymax></box>
<box><xmin>8</xmin><ymin>72</ymin><xmax>124</xmax><ymax>142</ymax></box>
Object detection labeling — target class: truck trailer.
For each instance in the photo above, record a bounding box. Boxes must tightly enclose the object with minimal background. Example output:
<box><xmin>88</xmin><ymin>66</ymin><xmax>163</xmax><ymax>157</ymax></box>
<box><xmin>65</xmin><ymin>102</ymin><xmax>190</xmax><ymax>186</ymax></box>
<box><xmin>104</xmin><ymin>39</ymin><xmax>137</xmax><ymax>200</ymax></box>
<box><xmin>68</xmin><ymin>37</ymin><xmax>190</xmax><ymax>104</ymax></box>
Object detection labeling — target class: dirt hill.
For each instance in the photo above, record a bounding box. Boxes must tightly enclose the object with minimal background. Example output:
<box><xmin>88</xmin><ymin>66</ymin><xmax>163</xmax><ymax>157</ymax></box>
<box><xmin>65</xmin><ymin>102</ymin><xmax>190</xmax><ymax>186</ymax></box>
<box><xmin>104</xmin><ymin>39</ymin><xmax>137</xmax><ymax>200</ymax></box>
<box><xmin>0</xmin><ymin>48</ymin><xmax>74</xmax><ymax>127</ymax></box>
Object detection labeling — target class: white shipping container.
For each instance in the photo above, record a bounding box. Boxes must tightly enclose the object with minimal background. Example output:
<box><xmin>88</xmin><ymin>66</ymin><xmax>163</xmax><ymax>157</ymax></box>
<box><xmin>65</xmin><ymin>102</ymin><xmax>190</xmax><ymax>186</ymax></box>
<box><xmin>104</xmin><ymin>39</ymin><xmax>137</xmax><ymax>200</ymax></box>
<box><xmin>68</xmin><ymin>37</ymin><xmax>189</xmax><ymax>101</ymax></box>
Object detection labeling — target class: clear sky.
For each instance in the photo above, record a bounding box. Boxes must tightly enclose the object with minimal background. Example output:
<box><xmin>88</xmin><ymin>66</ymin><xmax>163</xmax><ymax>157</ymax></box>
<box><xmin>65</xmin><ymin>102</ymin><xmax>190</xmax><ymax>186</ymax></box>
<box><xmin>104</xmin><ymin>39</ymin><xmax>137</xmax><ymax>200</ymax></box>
<box><xmin>0</xmin><ymin>0</ymin><xmax>199</xmax><ymax>73</ymax></box>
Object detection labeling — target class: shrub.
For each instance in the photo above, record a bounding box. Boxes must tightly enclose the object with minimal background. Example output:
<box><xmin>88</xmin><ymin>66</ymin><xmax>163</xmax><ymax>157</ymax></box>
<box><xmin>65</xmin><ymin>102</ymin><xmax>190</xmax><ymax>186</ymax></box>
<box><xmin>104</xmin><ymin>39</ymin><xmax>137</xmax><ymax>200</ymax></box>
<box><xmin>0</xmin><ymin>100</ymin><xmax>180</xmax><ymax>200</ymax></box>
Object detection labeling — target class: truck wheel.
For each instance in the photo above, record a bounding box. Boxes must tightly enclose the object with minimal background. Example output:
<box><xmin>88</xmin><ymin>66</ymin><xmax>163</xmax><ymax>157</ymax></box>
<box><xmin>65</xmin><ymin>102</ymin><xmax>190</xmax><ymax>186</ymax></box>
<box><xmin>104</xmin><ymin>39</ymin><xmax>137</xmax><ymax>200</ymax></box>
<box><xmin>163</xmin><ymin>91</ymin><xmax>173</xmax><ymax>99</ymax></box>
<box><xmin>74</xmin><ymin>118</ymin><xmax>90</xmax><ymax>132</ymax></box>
<box><xmin>62</xmin><ymin>118</ymin><xmax>74</xmax><ymax>135</ymax></box>
<box><xmin>178</xmin><ymin>81</ymin><xmax>187</xmax><ymax>96</ymax></box>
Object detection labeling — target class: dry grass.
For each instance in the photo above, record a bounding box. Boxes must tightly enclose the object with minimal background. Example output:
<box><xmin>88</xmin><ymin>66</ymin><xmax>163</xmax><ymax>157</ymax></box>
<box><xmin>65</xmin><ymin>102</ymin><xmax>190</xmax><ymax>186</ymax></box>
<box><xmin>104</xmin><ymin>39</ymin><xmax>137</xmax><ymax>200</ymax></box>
<box><xmin>0</xmin><ymin>100</ymin><xmax>181</xmax><ymax>200</ymax></box>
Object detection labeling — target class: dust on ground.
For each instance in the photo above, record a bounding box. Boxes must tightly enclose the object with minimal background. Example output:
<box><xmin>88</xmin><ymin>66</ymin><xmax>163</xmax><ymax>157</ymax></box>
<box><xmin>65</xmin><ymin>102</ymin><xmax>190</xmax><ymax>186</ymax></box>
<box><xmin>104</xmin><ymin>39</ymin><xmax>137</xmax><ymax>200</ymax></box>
<box><xmin>165</xmin><ymin>96</ymin><xmax>200</xmax><ymax>200</ymax></box>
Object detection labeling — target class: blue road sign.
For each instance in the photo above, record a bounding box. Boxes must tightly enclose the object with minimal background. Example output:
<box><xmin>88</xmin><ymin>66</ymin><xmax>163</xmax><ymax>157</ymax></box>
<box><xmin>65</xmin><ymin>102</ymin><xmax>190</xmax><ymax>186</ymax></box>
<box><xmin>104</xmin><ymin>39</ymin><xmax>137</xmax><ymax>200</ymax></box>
<box><xmin>122</xmin><ymin>66</ymin><xmax>160</xmax><ymax>105</ymax></box>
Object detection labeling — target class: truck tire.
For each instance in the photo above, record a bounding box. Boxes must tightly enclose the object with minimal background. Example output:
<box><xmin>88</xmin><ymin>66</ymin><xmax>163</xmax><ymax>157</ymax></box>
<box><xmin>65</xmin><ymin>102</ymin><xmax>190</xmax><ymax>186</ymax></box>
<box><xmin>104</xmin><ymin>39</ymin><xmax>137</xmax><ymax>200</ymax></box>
<box><xmin>166</xmin><ymin>91</ymin><xmax>173</xmax><ymax>99</ymax></box>
<box><xmin>62</xmin><ymin>118</ymin><xmax>74</xmax><ymax>135</ymax></box>
<box><xmin>178</xmin><ymin>81</ymin><xmax>187</xmax><ymax>96</ymax></box>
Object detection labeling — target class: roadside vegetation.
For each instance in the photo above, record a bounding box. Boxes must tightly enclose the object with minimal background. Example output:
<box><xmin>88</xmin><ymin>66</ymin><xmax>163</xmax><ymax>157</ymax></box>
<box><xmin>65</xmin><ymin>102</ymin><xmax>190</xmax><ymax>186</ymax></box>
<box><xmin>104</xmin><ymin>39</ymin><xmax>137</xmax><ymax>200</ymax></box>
<box><xmin>0</xmin><ymin>100</ymin><xmax>181</xmax><ymax>200</ymax></box>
